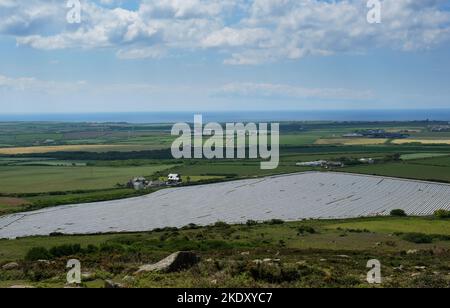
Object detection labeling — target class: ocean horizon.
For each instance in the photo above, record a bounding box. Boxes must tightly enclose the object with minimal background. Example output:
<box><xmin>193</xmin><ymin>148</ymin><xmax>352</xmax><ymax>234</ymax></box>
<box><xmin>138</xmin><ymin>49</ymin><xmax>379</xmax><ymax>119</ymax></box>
<box><xmin>1</xmin><ymin>109</ymin><xmax>450</xmax><ymax>123</ymax></box>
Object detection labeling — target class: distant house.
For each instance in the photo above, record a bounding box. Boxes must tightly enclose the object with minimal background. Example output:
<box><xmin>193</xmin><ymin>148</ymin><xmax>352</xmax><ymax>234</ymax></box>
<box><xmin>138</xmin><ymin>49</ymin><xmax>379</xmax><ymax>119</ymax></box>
<box><xmin>296</xmin><ymin>160</ymin><xmax>327</xmax><ymax>167</ymax></box>
<box><xmin>128</xmin><ymin>177</ymin><xmax>149</xmax><ymax>191</ymax></box>
<box><xmin>359</xmin><ymin>158</ymin><xmax>375</xmax><ymax>164</ymax></box>
<box><xmin>296</xmin><ymin>160</ymin><xmax>344</xmax><ymax>168</ymax></box>
<box><xmin>167</xmin><ymin>174</ymin><xmax>182</xmax><ymax>185</ymax></box>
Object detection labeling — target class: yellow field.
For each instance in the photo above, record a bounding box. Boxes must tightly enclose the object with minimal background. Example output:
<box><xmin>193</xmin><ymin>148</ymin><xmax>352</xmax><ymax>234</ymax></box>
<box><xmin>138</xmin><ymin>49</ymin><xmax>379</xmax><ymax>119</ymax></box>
<box><xmin>0</xmin><ymin>144</ymin><xmax>126</xmax><ymax>155</ymax></box>
<box><xmin>315</xmin><ymin>138</ymin><xmax>388</xmax><ymax>145</ymax></box>
<box><xmin>392</xmin><ymin>139</ymin><xmax>450</xmax><ymax>145</ymax></box>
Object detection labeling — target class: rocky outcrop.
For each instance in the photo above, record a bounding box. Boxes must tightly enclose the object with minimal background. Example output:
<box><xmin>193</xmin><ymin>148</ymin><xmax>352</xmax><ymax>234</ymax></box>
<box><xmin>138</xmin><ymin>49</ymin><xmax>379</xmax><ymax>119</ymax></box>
<box><xmin>135</xmin><ymin>251</ymin><xmax>200</xmax><ymax>274</ymax></box>
<box><xmin>2</xmin><ymin>262</ymin><xmax>19</xmax><ymax>270</ymax></box>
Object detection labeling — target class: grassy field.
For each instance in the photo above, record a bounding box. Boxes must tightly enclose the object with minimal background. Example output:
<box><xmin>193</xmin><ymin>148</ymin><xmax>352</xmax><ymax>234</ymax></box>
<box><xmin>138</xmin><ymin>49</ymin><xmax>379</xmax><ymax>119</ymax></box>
<box><xmin>0</xmin><ymin>165</ymin><xmax>174</xmax><ymax>194</ymax></box>
<box><xmin>0</xmin><ymin>217</ymin><xmax>449</xmax><ymax>288</ymax></box>
<box><xmin>393</xmin><ymin>139</ymin><xmax>450</xmax><ymax>145</ymax></box>
<box><xmin>315</xmin><ymin>138</ymin><xmax>388</xmax><ymax>145</ymax></box>
<box><xmin>400</xmin><ymin>153</ymin><xmax>450</xmax><ymax>160</ymax></box>
<box><xmin>342</xmin><ymin>163</ymin><xmax>450</xmax><ymax>182</ymax></box>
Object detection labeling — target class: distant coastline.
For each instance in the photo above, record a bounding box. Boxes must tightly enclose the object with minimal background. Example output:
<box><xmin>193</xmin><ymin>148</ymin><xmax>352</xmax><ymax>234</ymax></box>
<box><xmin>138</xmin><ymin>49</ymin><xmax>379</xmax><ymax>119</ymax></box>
<box><xmin>1</xmin><ymin>109</ymin><xmax>450</xmax><ymax>123</ymax></box>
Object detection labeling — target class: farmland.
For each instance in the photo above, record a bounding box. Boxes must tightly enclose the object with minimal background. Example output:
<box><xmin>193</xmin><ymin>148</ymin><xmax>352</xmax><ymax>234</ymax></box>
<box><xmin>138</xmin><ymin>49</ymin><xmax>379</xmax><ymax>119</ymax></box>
<box><xmin>0</xmin><ymin>121</ymin><xmax>449</xmax><ymax>215</ymax></box>
<box><xmin>1</xmin><ymin>120</ymin><xmax>450</xmax><ymax>288</ymax></box>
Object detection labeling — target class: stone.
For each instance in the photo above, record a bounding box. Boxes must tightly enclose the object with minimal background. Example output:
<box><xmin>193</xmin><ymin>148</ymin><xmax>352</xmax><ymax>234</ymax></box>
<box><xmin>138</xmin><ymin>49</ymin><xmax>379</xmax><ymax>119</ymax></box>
<box><xmin>2</xmin><ymin>262</ymin><xmax>19</xmax><ymax>270</ymax></box>
<box><xmin>407</xmin><ymin>249</ymin><xmax>419</xmax><ymax>255</ymax></box>
<box><xmin>104</xmin><ymin>280</ymin><xmax>125</xmax><ymax>289</ymax></box>
<box><xmin>135</xmin><ymin>251</ymin><xmax>200</xmax><ymax>274</ymax></box>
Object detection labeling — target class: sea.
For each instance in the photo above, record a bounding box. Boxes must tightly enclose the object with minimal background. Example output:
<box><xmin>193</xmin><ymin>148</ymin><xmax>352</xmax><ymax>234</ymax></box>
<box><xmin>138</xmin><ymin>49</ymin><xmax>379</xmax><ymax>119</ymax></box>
<box><xmin>1</xmin><ymin>110</ymin><xmax>450</xmax><ymax>123</ymax></box>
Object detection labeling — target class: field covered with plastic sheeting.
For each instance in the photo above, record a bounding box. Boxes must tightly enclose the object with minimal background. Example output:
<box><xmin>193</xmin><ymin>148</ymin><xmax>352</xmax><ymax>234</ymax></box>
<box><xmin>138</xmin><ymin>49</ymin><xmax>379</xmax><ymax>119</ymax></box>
<box><xmin>1</xmin><ymin>172</ymin><xmax>450</xmax><ymax>239</ymax></box>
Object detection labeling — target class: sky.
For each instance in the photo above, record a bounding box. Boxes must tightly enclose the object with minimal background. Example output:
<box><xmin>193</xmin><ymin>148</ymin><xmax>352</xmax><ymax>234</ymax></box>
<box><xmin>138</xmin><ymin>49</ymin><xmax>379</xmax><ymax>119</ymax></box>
<box><xmin>0</xmin><ymin>0</ymin><xmax>450</xmax><ymax>113</ymax></box>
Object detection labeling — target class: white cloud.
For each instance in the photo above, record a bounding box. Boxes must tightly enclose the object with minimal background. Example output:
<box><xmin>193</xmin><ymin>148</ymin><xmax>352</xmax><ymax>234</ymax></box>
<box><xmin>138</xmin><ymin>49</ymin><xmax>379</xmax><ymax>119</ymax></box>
<box><xmin>214</xmin><ymin>82</ymin><xmax>374</xmax><ymax>101</ymax></box>
<box><xmin>1</xmin><ymin>0</ymin><xmax>449</xmax><ymax>64</ymax></box>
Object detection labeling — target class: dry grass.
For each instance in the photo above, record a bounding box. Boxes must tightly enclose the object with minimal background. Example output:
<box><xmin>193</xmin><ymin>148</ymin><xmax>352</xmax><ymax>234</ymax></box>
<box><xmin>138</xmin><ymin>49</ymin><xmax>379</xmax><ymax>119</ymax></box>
<box><xmin>0</xmin><ymin>197</ymin><xmax>29</xmax><ymax>207</ymax></box>
<box><xmin>315</xmin><ymin>138</ymin><xmax>388</xmax><ymax>145</ymax></box>
<box><xmin>392</xmin><ymin>139</ymin><xmax>450</xmax><ymax>145</ymax></box>
<box><xmin>0</xmin><ymin>145</ymin><xmax>126</xmax><ymax>155</ymax></box>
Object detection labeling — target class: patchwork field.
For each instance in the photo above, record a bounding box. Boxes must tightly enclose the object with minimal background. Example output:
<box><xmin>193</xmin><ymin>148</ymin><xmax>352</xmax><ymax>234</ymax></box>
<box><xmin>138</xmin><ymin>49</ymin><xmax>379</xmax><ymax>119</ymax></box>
<box><xmin>1</xmin><ymin>172</ymin><xmax>450</xmax><ymax>239</ymax></box>
<box><xmin>315</xmin><ymin>138</ymin><xmax>388</xmax><ymax>145</ymax></box>
<box><xmin>392</xmin><ymin>139</ymin><xmax>450</xmax><ymax>145</ymax></box>
<box><xmin>0</xmin><ymin>145</ymin><xmax>127</xmax><ymax>155</ymax></box>
<box><xmin>0</xmin><ymin>165</ymin><xmax>174</xmax><ymax>194</ymax></box>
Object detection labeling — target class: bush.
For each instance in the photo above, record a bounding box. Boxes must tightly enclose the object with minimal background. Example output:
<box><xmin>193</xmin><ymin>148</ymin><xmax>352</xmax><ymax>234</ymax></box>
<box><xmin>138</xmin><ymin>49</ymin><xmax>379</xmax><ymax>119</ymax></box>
<box><xmin>265</xmin><ymin>219</ymin><xmax>285</xmax><ymax>225</ymax></box>
<box><xmin>25</xmin><ymin>247</ymin><xmax>51</xmax><ymax>261</ymax></box>
<box><xmin>434</xmin><ymin>209</ymin><xmax>450</xmax><ymax>219</ymax></box>
<box><xmin>390</xmin><ymin>209</ymin><xmax>407</xmax><ymax>217</ymax></box>
<box><xmin>49</xmin><ymin>244</ymin><xmax>82</xmax><ymax>258</ymax></box>
<box><xmin>214</xmin><ymin>221</ymin><xmax>231</xmax><ymax>229</ymax></box>
<box><xmin>246</xmin><ymin>220</ymin><xmax>258</xmax><ymax>226</ymax></box>
<box><xmin>297</xmin><ymin>225</ymin><xmax>316</xmax><ymax>235</ymax></box>
<box><xmin>402</xmin><ymin>233</ymin><xmax>433</xmax><ymax>244</ymax></box>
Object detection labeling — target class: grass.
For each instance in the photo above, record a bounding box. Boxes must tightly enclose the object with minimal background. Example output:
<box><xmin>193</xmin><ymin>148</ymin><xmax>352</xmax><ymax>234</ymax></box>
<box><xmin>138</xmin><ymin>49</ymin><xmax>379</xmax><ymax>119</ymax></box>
<box><xmin>0</xmin><ymin>164</ymin><xmax>174</xmax><ymax>193</ymax></box>
<box><xmin>401</xmin><ymin>153</ymin><xmax>450</xmax><ymax>160</ymax></box>
<box><xmin>315</xmin><ymin>138</ymin><xmax>388</xmax><ymax>145</ymax></box>
<box><xmin>343</xmin><ymin>162</ymin><xmax>450</xmax><ymax>182</ymax></box>
<box><xmin>328</xmin><ymin>217</ymin><xmax>450</xmax><ymax>235</ymax></box>
<box><xmin>1</xmin><ymin>217</ymin><xmax>450</xmax><ymax>288</ymax></box>
<box><xmin>393</xmin><ymin>139</ymin><xmax>450</xmax><ymax>145</ymax></box>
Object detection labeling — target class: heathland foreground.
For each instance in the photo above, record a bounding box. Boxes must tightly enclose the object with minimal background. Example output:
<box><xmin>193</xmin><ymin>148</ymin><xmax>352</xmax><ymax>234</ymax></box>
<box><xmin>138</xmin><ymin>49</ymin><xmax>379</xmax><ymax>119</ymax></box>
<box><xmin>1</xmin><ymin>120</ymin><xmax>450</xmax><ymax>288</ymax></box>
<box><xmin>0</xmin><ymin>217</ymin><xmax>450</xmax><ymax>288</ymax></box>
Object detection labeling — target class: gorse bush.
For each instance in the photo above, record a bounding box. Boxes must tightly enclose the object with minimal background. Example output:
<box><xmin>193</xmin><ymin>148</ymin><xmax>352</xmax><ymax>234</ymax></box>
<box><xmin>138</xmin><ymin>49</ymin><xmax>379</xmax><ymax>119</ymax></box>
<box><xmin>434</xmin><ymin>209</ymin><xmax>450</xmax><ymax>219</ymax></box>
<box><xmin>402</xmin><ymin>233</ymin><xmax>433</xmax><ymax>244</ymax></box>
<box><xmin>297</xmin><ymin>225</ymin><xmax>316</xmax><ymax>235</ymax></box>
<box><xmin>49</xmin><ymin>244</ymin><xmax>82</xmax><ymax>258</ymax></box>
<box><xmin>390</xmin><ymin>209</ymin><xmax>407</xmax><ymax>217</ymax></box>
<box><xmin>25</xmin><ymin>247</ymin><xmax>51</xmax><ymax>261</ymax></box>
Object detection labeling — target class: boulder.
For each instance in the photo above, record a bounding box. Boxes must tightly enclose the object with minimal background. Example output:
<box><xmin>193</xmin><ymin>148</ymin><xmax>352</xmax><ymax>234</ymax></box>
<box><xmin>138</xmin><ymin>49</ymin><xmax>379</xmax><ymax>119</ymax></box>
<box><xmin>2</xmin><ymin>262</ymin><xmax>19</xmax><ymax>270</ymax></box>
<box><xmin>135</xmin><ymin>251</ymin><xmax>200</xmax><ymax>274</ymax></box>
<box><xmin>104</xmin><ymin>280</ymin><xmax>125</xmax><ymax>289</ymax></box>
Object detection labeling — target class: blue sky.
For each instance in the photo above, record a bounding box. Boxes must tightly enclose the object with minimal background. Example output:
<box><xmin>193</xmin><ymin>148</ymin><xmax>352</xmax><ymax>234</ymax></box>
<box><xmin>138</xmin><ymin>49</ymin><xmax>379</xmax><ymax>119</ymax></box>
<box><xmin>0</xmin><ymin>0</ymin><xmax>450</xmax><ymax>113</ymax></box>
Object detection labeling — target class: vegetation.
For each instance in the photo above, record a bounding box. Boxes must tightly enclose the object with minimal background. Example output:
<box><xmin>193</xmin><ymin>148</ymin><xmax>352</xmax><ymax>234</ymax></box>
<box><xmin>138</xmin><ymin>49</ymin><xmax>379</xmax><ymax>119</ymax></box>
<box><xmin>0</xmin><ymin>216</ymin><xmax>449</xmax><ymax>288</ymax></box>
<box><xmin>435</xmin><ymin>210</ymin><xmax>450</xmax><ymax>219</ymax></box>
<box><xmin>390</xmin><ymin>209</ymin><xmax>407</xmax><ymax>217</ymax></box>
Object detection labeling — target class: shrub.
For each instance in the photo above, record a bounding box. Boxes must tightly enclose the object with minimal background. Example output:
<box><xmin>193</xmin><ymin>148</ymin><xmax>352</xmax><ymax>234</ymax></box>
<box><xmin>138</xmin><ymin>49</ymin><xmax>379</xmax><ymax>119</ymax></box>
<box><xmin>49</xmin><ymin>244</ymin><xmax>82</xmax><ymax>258</ymax></box>
<box><xmin>402</xmin><ymin>233</ymin><xmax>433</xmax><ymax>244</ymax></box>
<box><xmin>214</xmin><ymin>221</ymin><xmax>231</xmax><ymax>229</ymax></box>
<box><xmin>246</xmin><ymin>220</ymin><xmax>258</xmax><ymax>226</ymax></box>
<box><xmin>390</xmin><ymin>209</ymin><xmax>407</xmax><ymax>217</ymax></box>
<box><xmin>297</xmin><ymin>225</ymin><xmax>316</xmax><ymax>235</ymax></box>
<box><xmin>434</xmin><ymin>209</ymin><xmax>450</xmax><ymax>219</ymax></box>
<box><xmin>25</xmin><ymin>247</ymin><xmax>51</xmax><ymax>261</ymax></box>
<box><xmin>265</xmin><ymin>219</ymin><xmax>285</xmax><ymax>225</ymax></box>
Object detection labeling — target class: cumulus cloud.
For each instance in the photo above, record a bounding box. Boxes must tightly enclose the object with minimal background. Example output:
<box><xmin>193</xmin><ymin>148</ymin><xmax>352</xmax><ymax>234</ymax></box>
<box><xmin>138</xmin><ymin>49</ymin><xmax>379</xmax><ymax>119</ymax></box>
<box><xmin>1</xmin><ymin>0</ymin><xmax>449</xmax><ymax>64</ymax></box>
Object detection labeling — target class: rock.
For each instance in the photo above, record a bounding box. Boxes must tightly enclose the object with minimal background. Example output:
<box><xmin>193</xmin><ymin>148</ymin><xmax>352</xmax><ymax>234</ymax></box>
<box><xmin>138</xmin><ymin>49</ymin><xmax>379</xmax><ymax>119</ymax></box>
<box><xmin>320</xmin><ymin>259</ymin><xmax>327</xmax><ymax>262</ymax></box>
<box><xmin>393</xmin><ymin>265</ymin><xmax>404</xmax><ymax>271</ymax></box>
<box><xmin>135</xmin><ymin>251</ymin><xmax>200</xmax><ymax>274</ymax></box>
<box><xmin>336</xmin><ymin>255</ymin><xmax>350</xmax><ymax>259</ymax></box>
<box><xmin>104</xmin><ymin>280</ymin><xmax>125</xmax><ymax>289</ymax></box>
<box><xmin>253</xmin><ymin>259</ymin><xmax>263</xmax><ymax>264</ymax></box>
<box><xmin>9</xmin><ymin>285</ymin><xmax>35</xmax><ymax>289</ymax></box>
<box><xmin>81</xmin><ymin>272</ymin><xmax>93</xmax><ymax>279</ymax></box>
<box><xmin>407</xmin><ymin>249</ymin><xmax>419</xmax><ymax>255</ymax></box>
<box><xmin>2</xmin><ymin>262</ymin><xmax>19</xmax><ymax>270</ymax></box>
<box><xmin>240</xmin><ymin>251</ymin><xmax>250</xmax><ymax>256</ymax></box>
<box><xmin>263</xmin><ymin>258</ymin><xmax>272</xmax><ymax>263</ymax></box>
<box><xmin>414</xmin><ymin>266</ymin><xmax>426</xmax><ymax>271</ymax></box>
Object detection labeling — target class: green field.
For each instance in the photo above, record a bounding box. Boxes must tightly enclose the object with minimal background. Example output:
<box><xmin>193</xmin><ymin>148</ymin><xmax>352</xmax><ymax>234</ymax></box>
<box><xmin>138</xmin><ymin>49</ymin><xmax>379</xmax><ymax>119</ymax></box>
<box><xmin>0</xmin><ymin>121</ymin><xmax>450</xmax><ymax>216</ymax></box>
<box><xmin>343</xmin><ymin>163</ymin><xmax>450</xmax><ymax>182</ymax></box>
<box><xmin>0</xmin><ymin>165</ymin><xmax>174</xmax><ymax>194</ymax></box>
